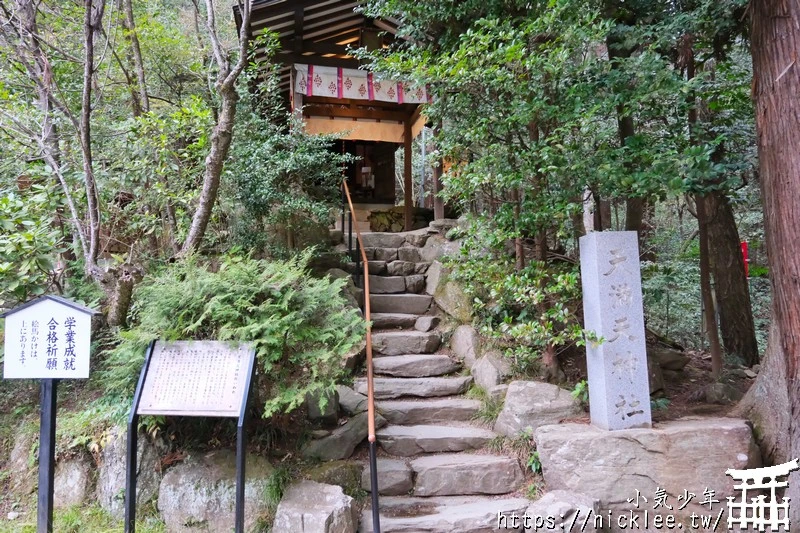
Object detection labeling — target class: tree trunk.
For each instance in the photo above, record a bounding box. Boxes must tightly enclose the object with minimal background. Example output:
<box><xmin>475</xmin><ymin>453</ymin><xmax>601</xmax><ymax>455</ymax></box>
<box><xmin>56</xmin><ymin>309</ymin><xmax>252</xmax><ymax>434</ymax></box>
<box><xmin>744</xmin><ymin>0</ymin><xmax>800</xmax><ymax>518</ymax></box>
<box><xmin>606</xmin><ymin>23</ymin><xmax>650</xmax><ymax>248</ymax></box>
<box><xmin>181</xmin><ymin>85</ymin><xmax>238</xmax><ymax>254</ymax></box>
<box><xmin>180</xmin><ymin>0</ymin><xmax>252</xmax><ymax>255</ymax></box>
<box><xmin>705</xmin><ymin>190</ymin><xmax>759</xmax><ymax>365</ymax></box>
<box><xmin>81</xmin><ymin>0</ymin><xmax>104</xmax><ymax>272</ymax></box>
<box><xmin>696</xmin><ymin>194</ymin><xmax>724</xmax><ymax>378</ymax></box>
<box><xmin>103</xmin><ymin>264</ymin><xmax>142</xmax><ymax>327</ymax></box>
<box><xmin>122</xmin><ymin>0</ymin><xmax>149</xmax><ymax>113</ymax></box>
<box><xmin>513</xmin><ymin>187</ymin><xmax>525</xmax><ymax>271</ymax></box>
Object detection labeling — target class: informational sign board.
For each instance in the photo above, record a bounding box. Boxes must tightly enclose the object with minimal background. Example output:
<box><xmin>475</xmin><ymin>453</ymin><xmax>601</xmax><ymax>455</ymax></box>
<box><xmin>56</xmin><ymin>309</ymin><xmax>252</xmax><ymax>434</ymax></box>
<box><xmin>1</xmin><ymin>295</ymin><xmax>98</xmax><ymax>533</ymax></box>
<box><xmin>137</xmin><ymin>341</ymin><xmax>253</xmax><ymax>417</ymax></box>
<box><xmin>3</xmin><ymin>296</ymin><xmax>93</xmax><ymax>379</ymax></box>
<box><xmin>125</xmin><ymin>340</ymin><xmax>256</xmax><ymax>533</ymax></box>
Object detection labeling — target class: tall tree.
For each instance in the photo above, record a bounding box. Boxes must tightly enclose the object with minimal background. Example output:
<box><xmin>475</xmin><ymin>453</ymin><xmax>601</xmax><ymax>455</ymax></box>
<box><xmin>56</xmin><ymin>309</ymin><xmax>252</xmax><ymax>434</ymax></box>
<box><xmin>737</xmin><ymin>0</ymin><xmax>800</xmax><ymax>517</ymax></box>
<box><xmin>179</xmin><ymin>0</ymin><xmax>252</xmax><ymax>255</ymax></box>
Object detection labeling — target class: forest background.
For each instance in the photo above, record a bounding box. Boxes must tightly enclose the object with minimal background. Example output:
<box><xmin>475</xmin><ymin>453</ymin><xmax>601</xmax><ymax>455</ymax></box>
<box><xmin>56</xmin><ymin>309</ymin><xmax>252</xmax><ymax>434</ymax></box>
<box><xmin>0</xmin><ymin>0</ymin><xmax>799</xmax><ymax>526</ymax></box>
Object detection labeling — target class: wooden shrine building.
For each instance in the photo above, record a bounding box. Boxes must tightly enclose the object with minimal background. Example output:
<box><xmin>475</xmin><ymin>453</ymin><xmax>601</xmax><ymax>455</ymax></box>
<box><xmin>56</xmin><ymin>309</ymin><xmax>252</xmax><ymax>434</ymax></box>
<box><xmin>235</xmin><ymin>0</ymin><xmax>444</xmax><ymax>231</ymax></box>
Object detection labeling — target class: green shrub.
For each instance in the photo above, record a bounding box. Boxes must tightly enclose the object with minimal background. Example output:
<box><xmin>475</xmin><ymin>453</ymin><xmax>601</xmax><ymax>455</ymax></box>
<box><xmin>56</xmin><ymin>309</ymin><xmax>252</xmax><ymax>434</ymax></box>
<box><xmin>449</xmin><ymin>229</ymin><xmax>585</xmax><ymax>373</ymax></box>
<box><xmin>102</xmin><ymin>251</ymin><xmax>365</xmax><ymax>417</ymax></box>
<box><xmin>0</xmin><ymin>187</ymin><xmax>63</xmax><ymax>307</ymax></box>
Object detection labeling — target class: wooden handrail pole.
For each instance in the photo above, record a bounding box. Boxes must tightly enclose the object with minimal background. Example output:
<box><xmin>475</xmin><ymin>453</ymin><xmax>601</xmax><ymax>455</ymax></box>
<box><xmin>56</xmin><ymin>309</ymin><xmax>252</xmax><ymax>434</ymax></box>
<box><xmin>342</xmin><ymin>181</ymin><xmax>376</xmax><ymax>439</ymax></box>
<box><xmin>342</xmin><ymin>179</ymin><xmax>380</xmax><ymax>532</ymax></box>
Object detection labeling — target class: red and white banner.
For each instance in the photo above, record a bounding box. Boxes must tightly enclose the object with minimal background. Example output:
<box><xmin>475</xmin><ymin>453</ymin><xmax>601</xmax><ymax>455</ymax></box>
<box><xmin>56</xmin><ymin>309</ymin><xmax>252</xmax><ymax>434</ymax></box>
<box><xmin>294</xmin><ymin>64</ymin><xmax>430</xmax><ymax>104</ymax></box>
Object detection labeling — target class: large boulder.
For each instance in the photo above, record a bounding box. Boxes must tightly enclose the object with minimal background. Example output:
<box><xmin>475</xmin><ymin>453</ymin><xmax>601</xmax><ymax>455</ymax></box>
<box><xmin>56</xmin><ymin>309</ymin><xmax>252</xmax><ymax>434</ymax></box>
<box><xmin>273</xmin><ymin>481</ymin><xmax>357</xmax><ymax>533</ymax></box>
<box><xmin>54</xmin><ymin>454</ymin><xmax>93</xmax><ymax>508</ymax></box>
<box><xmin>307</xmin><ymin>389</ymin><xmax>340</xmax><ymax>427</ymax></box>
<box><xmin>7</xmin><ymin>431</ymin><xmax>37</xmax><ymax>497</ymax></box>
<box><xmin>336</xmin><ymin>385</ymin><xmax>368</xmax><ymax>416</ymax></box>
<box><xmin>96</xmin><ymin>427</ymin><xmax>162</xmax><ymax>519</ymax></box>
<box><xmin>471</xmin><ymin>351</ymin><xmax>512</xmax><ymax>390</ymax></box>
<box><xmin>403</xmin><ymin>228</ymin><xmax>433</xmax><ymax>248</ymax></box>
<box><xmin>302</xmin><ymin>412</ymin><xmax>387</xmax><ymax>461</ymax></box>
<box><xmin>493</xmin><ymin>381</ymin><xmax>581</xmax><ymax>437</ymax></box>
<box><xmin>535</xmin><ymin>418</ymin><xmax>760</xmax><ymax>527</ymax></box>
<box><xmin>425</xmin><ymin>261</ymin><xmax>472</xmax><ymax>323</ymax></box>
<box><xmin>450</xmin><ymin>325</ymin><xmax>481</xmax><ymax>369</ymax></box>
<box><xmin>306</xmin><ymin>461</ymin><xmax>363</xmax><ymax>495</ymax></box>
<box><xmin>158</xmin><ymin>450</ymin><xmax>273</xmax><ymax>532</ymax></box>
<box><xmin>648</xmin><ymin>345</ymin><xmax>690</xmax><ymax>371</ymax></box>
<box><xmin>419</xmin><ymin>235</ymin><xmax>461</xmax><ymax>263</ymax></box>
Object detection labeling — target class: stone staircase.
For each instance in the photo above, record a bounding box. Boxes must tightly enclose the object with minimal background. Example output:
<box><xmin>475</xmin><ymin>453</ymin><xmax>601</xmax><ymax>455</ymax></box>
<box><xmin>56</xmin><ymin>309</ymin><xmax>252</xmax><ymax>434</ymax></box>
<box><xmin>345</xmin><ymin>230</ymin><xmax>528</xmax><ymax>533</ymax></box>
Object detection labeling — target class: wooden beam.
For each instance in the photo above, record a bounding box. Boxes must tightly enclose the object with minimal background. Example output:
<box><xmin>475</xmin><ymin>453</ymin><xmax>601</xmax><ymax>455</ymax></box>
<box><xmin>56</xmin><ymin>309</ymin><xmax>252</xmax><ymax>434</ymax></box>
<box><xmin>404</xmin><ymin>119</ymin><xmax>413</xmax><ymax>231</ymax></box>
<box><xmin>304</xmin><ymin>105</ymin><xmax>410</xmax><ymax>122</ymax></box>
<box><xmin>277</xmin><ymin>40</ymin><xmax>351</xmax><ymax>56</ymax></box>
<box><xmin>305</xmin><ymin>94</ymin><xmax>418</xmax><ymax>111</ymax></box>
<box><xmin>293</xmin><ymin>6</ymin><xmax>303</xmax><ymax>51</ymax></box>
<box><xmin>266</xmin><ymin>52</ymin><xmax>361</xmax><ymax>69</ymax></box>
<box><xmin>248</xmin><ymin>0</ymin><xmax>314</xmax><ymax>22</ymax></box>
<box><xmin>408</xmin><ymin>104</ymin><xmax>424</xmax><ymax>128</ymax></box>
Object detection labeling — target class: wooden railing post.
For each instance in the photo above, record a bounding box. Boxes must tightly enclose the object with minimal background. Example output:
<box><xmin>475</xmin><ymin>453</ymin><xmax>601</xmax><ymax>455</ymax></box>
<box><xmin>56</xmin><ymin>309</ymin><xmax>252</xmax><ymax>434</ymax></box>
<box><xmin>341</xmin><ymin>180</ymin><xmax>380</xmax><ymax>533</ymax></box>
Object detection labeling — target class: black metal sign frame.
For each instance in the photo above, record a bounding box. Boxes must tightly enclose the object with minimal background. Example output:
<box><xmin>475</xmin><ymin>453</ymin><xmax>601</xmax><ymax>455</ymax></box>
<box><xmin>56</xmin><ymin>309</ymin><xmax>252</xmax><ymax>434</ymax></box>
<box><xmin>124</xmin><ymin>340</ymin><xmax>257</xmax><ymax>533</ymax></box>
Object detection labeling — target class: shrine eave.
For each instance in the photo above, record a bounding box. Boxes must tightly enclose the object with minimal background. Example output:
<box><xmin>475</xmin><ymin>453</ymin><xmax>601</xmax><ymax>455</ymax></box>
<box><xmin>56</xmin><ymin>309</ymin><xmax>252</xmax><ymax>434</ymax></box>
<box><xmin>233</xmin><ymin>0</ymin><xmax>401</xmax><ymax>94</ymax></box>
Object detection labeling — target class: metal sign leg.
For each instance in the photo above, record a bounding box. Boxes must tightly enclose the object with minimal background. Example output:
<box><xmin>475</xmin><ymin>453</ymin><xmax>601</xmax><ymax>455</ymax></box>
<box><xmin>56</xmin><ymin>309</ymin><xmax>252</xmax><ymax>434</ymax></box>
<box><xmin>235</xmin><ymin>423</ymin><xmax>246</xmax><ymax>533</ymax></box>
<box><xmin>37</xmin><ymin>379</ymin><xmax>57</xmax><ymax>533</ymax></box>
<box><xmin>124</xmin><ymin>415</ymin><xmax>139</xmax><ymax>533</ymax></box>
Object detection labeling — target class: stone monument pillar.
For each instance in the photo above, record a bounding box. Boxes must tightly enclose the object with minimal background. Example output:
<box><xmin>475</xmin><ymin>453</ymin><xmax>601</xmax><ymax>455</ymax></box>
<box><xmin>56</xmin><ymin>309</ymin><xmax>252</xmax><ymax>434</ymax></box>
<box><xmin>579</xmin><ymin>231</ymin><xmax>652</xmax><ymax>430</ymax></box>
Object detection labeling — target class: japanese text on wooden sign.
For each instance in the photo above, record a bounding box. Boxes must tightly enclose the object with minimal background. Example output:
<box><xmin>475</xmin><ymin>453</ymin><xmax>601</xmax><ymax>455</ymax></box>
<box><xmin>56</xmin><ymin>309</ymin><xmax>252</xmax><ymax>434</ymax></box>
<box><xmin>3</xmin><ymin>297</ymin><xmax>93</xmax><ymax>379</ymax></box>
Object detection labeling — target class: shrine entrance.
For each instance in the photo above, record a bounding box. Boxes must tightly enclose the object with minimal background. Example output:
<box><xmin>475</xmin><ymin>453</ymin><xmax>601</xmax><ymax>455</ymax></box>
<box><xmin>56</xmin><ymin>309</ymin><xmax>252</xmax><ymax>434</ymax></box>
<box><xmin>236</xmin><ymin>0</ymin><xmax>445</xmax><ymax>231</ymax></box>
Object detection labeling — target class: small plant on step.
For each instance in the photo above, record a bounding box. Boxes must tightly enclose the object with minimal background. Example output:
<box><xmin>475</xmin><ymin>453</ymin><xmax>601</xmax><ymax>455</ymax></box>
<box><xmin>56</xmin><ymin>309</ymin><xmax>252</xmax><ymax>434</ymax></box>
<box><xmin>265</xmin><ymin>464</ymin><xmax>295</xmax><ymax>509</ymax></box>
<box><xmin>525</xmin><ymin>477</ymin><xmax>546</xmax><ymax>500</ymax></box>
<box><xmin>527</xmin><ymin>450</ymin><xmax>542</xmax><ymax>474</ymax></box>
<box><xmin>467</xmin><ymin>385</ymin><xmax>504</xmax><ymax>425</ymax></box>
<box><xmin>571</xmin><ymin>379</ymin><xmax>589</xmax><ymax>407</ymax></box>
<box><xmin>651</xmin><ymin>397</ymin><xmax>670</xmax><ymax>411</ymax></box>
<box><xmin>487</xmin><ymin>429</ymin><xmax>535</xmax><ymax>462</ymax></box>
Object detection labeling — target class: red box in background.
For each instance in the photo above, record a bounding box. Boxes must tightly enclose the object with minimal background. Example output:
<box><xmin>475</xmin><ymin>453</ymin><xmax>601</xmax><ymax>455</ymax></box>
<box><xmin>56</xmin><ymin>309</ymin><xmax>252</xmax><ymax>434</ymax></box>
<box><xmin>741</xmin><ymin>241</ymin><xmax>749</xmax><ymax>278</ymax></box>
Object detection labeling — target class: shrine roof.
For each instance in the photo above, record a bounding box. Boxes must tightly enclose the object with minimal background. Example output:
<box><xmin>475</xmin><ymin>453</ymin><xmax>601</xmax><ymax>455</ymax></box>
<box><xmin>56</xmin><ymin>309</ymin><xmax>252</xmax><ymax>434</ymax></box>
<box><xmin>234</xmin><ymin>0</ymin><xmax>401</xmax><ymax>94</ymax></box>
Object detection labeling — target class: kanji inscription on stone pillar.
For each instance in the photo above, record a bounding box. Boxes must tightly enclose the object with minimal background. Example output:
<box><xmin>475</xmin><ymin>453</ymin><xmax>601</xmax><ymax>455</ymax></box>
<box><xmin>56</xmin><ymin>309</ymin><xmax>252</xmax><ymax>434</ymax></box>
<box><xmin>580</xmin><ymin>231</ymin><xmax>652</xmax><ymax>430</ymax></box>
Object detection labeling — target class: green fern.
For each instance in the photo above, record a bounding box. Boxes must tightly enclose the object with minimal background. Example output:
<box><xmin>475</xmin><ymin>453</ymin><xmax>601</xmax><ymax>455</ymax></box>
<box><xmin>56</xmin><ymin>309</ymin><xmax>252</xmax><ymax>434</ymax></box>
<box><xmin>101</xmin><ymin>251</ymin><xmax>365</xmax><ymax>418</ymax></box>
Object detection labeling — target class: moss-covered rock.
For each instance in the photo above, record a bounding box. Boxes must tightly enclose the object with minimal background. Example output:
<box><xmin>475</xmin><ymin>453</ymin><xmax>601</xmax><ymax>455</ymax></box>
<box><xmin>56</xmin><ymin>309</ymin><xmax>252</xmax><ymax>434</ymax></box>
<box><xmin>305</xmin><ymin>460</ymin><xmax>364</xmax><ymax>497</ymax></box>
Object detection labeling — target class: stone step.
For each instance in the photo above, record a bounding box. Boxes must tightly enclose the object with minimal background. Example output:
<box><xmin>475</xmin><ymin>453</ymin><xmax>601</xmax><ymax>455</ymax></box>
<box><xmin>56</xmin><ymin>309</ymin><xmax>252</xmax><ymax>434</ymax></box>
<box><xmin>368</xmin><ymin>275</ymin><xmax>407</xmax><ymax>294</ymax></box>
<box><xmin>361</xmin><ymin>233</ymin><xmax>406</xmax><ymax>249</ymax></box>
<box><xmin>385</xmin><ymin>260</ymin><xmax>415</xmax><ymax>276</ymax></box>
<box><xmin>372</xmin><ymin>331</ymin><xmax>441</xmax><ymax>356</ymax></box>
<box><xmin>360</xmin><ymin>458</ymin><xmax>413</xmax><ymax>496</ymax></box>
<box><xmin>364</xmin><ymin>247</ymin><xmax>399</xmax><ymax>262</ymax></box>
<box><xmin>404</xmin><ymin>274</ymin><xmax>426</xmax><ymax>294</ymax></box>
<box><xmin>368</xmin><ymin>261</ymin><xmax>386</xmax><ymax>275</ymax></box>
<box><xmin>370</xmin><ymin>313</ymin><xmax>419</xmax><ymax>329</ymax></box>
<box><xmin>373</xmin><ymin>354</ymin><xmax>459</xmax><ymax>378</ymax></box>
<box><xmin>370</xmin><ymin>294</ymin><xmax>432</xmax><ymax>315</ymax></box>
<box><xmin>377</xmin><ymin>425</ymin><xmax>496</xmax><ymax>456</ymax></box>
<box><xmin>410</xmin><ymin>454</ymin><xmax>525</xmax><ymax>497</ymax></box>
<box><xmin>359</xmin><ymin>496</ymin><xmax>530</xmax><ymax>533</ymax></box>
<box><xmin>397</xmin><ymin>246</ymin><xmax>421</xmax><ymax>263</ymax></box>
<box><xmin>377</xmin><ymin>398</ymin><xmax>482</xmax><ymax>425</ymax></box>
<box><xmin>354</xmin><ymin>376</ymin><xmax>472</xmax><ymax>400</ymax></box>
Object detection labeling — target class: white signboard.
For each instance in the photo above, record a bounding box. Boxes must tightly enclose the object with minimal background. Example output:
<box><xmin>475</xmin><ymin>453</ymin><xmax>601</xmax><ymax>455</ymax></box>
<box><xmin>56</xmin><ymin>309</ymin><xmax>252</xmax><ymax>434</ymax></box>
<box><xmin>2</xmin><ymin>296</ymin><xmax>95</xmax><ymax>379</ymax></box>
